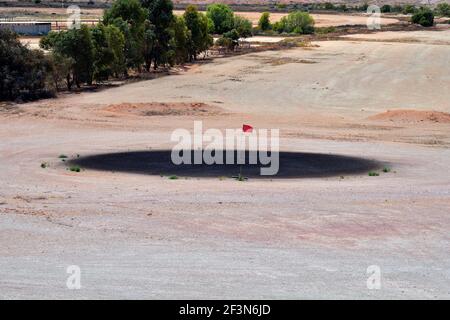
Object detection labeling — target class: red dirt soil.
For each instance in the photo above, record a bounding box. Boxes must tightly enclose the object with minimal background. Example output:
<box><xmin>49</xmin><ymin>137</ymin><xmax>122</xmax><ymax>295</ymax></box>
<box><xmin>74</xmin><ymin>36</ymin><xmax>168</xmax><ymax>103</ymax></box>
<box><xmin>368</xmin><ymin>109</ymin><xmax>450</xmax><ymax>124</ymax></box>
<box><xmin>103</xmin><ymin>102</ymin><xmax>223</xmax><ymax>116</ymax></box>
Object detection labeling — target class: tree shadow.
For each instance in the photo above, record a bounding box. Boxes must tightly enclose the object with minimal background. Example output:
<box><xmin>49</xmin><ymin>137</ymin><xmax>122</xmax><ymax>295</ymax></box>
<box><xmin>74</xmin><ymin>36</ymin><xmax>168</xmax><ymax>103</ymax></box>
<box><xmin>70</xmin><ymin>150</ymin><xmax>383</xmax><ymax>179</ymax></box>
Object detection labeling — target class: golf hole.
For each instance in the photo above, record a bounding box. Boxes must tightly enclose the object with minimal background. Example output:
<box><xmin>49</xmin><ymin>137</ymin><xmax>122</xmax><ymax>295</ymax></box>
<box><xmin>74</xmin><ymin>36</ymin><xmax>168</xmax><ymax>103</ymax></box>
<box><xmin>69</xmin><ymin>150</ymin><xmax>383</xmax><ymax>179</ymax></box>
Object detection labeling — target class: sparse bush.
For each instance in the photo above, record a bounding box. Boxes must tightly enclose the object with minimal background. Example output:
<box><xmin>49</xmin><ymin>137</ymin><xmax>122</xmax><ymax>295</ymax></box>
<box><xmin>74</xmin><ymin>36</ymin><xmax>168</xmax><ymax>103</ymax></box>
<box><xmin>215</xmin><ymin>30</ymin><xmax>239</xmax><ymax>51</ymax></box>
<box><xmin>69</xmin><ymin>166</ymin><xmax>81</xmax><ymax>172</ymax></box>
<box><xmin>215</xmin><ymin>36</ymin><xmax>232</xmax><ymax>49</ymax></box>
<box><xmin>315</xmin><ymin>26</ymin><xmax>336</xmax><ymax>34</ymax></box>
<box><xmin>215</xmin><ymin>28</ymin><xmax>240</xmax><ymax>51</ymax></box>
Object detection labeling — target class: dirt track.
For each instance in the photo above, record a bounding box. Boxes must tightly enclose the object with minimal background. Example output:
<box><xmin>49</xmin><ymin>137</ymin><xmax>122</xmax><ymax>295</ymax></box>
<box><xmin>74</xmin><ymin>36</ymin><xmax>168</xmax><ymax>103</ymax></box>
<box><xmin>1</xmin><ymin>29</ymin><xmax>449</xmax><ymax>299</ymax></box>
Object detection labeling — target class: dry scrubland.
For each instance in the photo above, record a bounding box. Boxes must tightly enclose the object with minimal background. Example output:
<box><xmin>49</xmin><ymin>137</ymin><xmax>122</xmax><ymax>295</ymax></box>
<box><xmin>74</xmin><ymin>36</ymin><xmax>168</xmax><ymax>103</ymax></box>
<box><xmin>0</xmin><ymin>7</ymin><xmax>450</xmax><ymax>299</ymax></box>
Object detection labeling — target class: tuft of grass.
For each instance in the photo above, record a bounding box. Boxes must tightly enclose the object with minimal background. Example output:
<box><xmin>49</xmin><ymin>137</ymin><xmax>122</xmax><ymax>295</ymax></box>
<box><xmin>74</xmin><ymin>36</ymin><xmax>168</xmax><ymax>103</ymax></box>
<box><xmin>69</xmin><ymin>166</ymin><xmax>81</xmax><ymax>173</ymax></box>
<box><xmin>59</xmin><ymin>154</ymin><xmax>68</xmax><ymax>159</ymax></box>
<box><xmin>382</xmin><ymin>167</ymin><xmax>391</xmax><ymax>173</ymax></box>
<box><xmin>368</xmin><ymin>171</ymin><xmax>379</xmax><ymax>176</ymax></box>
<box><xmin>168</xmin><ymin>175</ymin><xmax>178</xmax><ymax>180</ymax></box>
<box><xmin>41</xmin><ymin>162</ymin><xmax>48</xmax><ymax>169</ymax></box>
<box><xmin>233</xmin><ymin>173</ymin><xmax>248</xmax><ymax>181</ymax></box>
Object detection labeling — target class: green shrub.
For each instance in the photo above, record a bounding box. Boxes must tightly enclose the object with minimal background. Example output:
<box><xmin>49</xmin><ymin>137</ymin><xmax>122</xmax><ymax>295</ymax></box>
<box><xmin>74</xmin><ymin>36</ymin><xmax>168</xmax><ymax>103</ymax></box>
<box><xmin>206</xmin><ymin>4</ymin><xmax>234</xmax><ymax>34</ymax></box>
<box><xmin>258</xmin><ymin>12</ymin><xmax>271</xmax><ymax>31</ymax></box>
<box><xmin>69</xmin><ymin>166</ymin><xmax>81</xmax><ymax>172</ymax></box>
<box><xmin>215</xmin><ymin>28</ymin><xmax>240</xmax><ymax>51</ymax></box>
<box><xmin>411</xmin><ymin>8</ymin><xmax>434</xmax><ymax>27</ymax></box>
<box><xmin>381</xmin><ymin>5</ymin><xmax>392</xmax><ymax>13</ymax></box>
<box><xmin>402</xmin><ymin>4</ymin><xmax>418</xmax><ymax>15</ymax></box>
<box><xmin>324</xmin><ymin>3</ymin><xmax>335</xmax><ymax>10</ymax></box>
<box><xmin>233</xmin><ymin>15</ymin><xmax>253</xmax><ymax>38</ymax></box>
<box><xmin>436</xmin><ymin>3</ymin><xmax>450</xmax><ymax>17</ymax></box>
<box><xmin>392</xmin><ymin>5</ymin><xmax>403</xmax><ymax>13</ymax></box>
<box><xmin>358</xmin><ymin>3</ymin><xmax>369</xmax><ymax>12</ymax></box>
<box><xmin>274</xmin><ymin>11</ymin><xmax>314</xmax><ymax>34</ymax></box>
<box><xmin>338</xmin><ymin>4</ymin><xmax>348</xmax><ymax>12</ymax></box>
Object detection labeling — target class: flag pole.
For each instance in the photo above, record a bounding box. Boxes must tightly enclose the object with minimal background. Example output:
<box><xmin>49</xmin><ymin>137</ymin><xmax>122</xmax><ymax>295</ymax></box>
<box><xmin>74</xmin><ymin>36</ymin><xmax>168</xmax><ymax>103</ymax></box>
<box><xmin>238</xmin><ymin>124</ymin><xmax>253</xmax><ymax>181</ymax></box>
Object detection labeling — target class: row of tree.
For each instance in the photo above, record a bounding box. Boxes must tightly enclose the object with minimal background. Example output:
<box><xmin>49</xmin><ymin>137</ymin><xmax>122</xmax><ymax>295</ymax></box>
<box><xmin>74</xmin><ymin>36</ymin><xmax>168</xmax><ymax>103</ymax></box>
<box><xmin>39</xmin><ymin>0</ymin><xmax>217</xmax><ymax>90</ymax></box>
<box><xmin>1</xmin><ymin>1</ymin><xmax>258</xmax><ymax>100</ymax></box>
<box><xmin>38</xmin><ymin>1</ymin><xmax>261</xmax><ymax>90</ymax></box>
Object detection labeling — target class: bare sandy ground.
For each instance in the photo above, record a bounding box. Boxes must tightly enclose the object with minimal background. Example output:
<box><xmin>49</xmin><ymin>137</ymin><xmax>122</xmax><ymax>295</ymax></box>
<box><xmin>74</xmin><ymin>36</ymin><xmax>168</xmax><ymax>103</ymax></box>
<box><xmin>19</xmin><ymin>36</ymin><xmax>41</xmax><ymax>49</ymax></box>
<box><xmin>71</xmin><ymin>30</ymin><xmax>450</xmax><ymax>118</ymax></box>
<box><xmin>0</xmin><ymin>29</ymin><xmax>449</xmax><ymax>299</ymax></box>
<box><xmin>341</xmin><ymin>29</ymin><xmax>450</xmax><ymax>45</ymax></box>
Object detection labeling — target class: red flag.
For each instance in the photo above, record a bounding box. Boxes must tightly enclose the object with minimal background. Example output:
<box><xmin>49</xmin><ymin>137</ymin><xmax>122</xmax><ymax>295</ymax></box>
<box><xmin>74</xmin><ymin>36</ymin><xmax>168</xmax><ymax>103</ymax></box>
<box><xmin>242</xmin><ymin>124</ymin><xmax>253</xmax><ymax>133</ymax></box>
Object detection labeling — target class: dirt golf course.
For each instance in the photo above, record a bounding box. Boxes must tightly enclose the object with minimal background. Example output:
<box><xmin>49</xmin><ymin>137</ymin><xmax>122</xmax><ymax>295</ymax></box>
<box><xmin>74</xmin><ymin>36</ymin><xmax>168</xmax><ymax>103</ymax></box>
<box><xmin>1</xmin><ymin>24</ymin><xmax>450</xmax><ymax>298</ymax></box>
